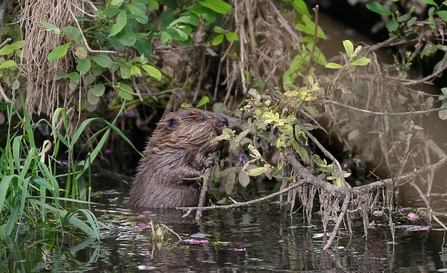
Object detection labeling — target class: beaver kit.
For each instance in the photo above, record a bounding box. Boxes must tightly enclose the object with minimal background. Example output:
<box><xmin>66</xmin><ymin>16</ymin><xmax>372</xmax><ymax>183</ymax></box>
<box><xmin>129</xmin><ymin>108</ymin><xmax>228</xmax><ymax>208</ymax></box>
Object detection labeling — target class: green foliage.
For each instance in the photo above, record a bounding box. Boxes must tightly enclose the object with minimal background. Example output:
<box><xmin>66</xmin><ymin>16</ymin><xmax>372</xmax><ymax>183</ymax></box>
<box><xmin>39</xmin><ymin>0</ymin><xmax>232</xmax><ymax>105</ymax></box>
<box><xmin>0</xmin><ymin>95</ymin><xmax>138</xmax><ymax>240</ymax></box>
<box><xmin>212</xmin><ymin>26</ymin><xmax>239</xmax><ymax>46</ymax></box>
<box><xmin>282</xmin><ymin>0</ymin><xmax>327</xmax><ymax>89</ymax></box>
<box><xmin>325</xmin><ymin>40</ymin><xmax>371</xmax><ymax>69</ymax></box>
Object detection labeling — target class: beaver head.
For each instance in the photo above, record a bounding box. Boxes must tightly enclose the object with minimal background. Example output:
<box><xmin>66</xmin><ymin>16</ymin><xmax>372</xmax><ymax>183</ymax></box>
<box><xmin>148</xmin><ymin>108</ymin><xmax>228</xmax><ymax>157</ymax></box>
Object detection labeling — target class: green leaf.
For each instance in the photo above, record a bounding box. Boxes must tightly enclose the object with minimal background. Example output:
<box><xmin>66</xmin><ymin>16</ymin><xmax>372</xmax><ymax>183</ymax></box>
<box><xmin>0</xmin><ymin>60</ymin><xmax>16</xmax><ymax>69</ymax></box>
<box><xmin>116</xmin><ymin>30</ymin><xmax>137</xmax><ymax>46</ymax></box>
<box><xmin>433</xmin><ymin>53</ymin><xmax>447</xmax><ymax>76</ymax></box>
<box><xmin>325</xmin><ymin>62</ymin><xmax>343</xmax><ymax>69</ymax></box>
<box><xmin>350</xmin><ymin>56</ymin><xmax>371</xmax><ymax>66</ymax></box>
<box><xmin>168</xmin><ymin>16</ymin><xmax>194</xmax><ymax>28</ymax></box>
<box><xmin>127</xmin><ymin>3</ymin><xmax>148</xmax><ymax>24</ymax></box>
<box><xmin>247</xmin><ymin>167</ymin><xmax>265</xmax><ymax>176</ymax></box>
<box><xmin>386</xmin><ymin>20</ymin><xmax>399</xmax><ymax>32</ymax></box>
<box><xmin>189</xmin><ymin>6</ymin><xmax>217</xmax><ymax>24</ymax></box>
<box><xmin>421</xmin><ymin>43</ymin><xmax>438</xmax><ymax>58</ymax></box>
<box><xmin>47</xmin><ymin>43</ymin><xmax>70</xmax><ymax>63</ymax></box>
<box><xmin>93</xmin><ymin>54</ymin><xmax>113</xmax><ymax>68</ymax></box>
<box><xmin>120</xmin><ymin>66</ymin><xmax>131</xmax><ymax>79</ymax></box>
<box><xmin>141</xmin><ymin>64</ymin><xmax>161</xmax><ymax>80</ymax></box>
<box><xmin>213</xmin><ymin>26</ymin><xmax>225</xmax><ymax>33</ymax></box>
<box><xmin>196</xmin><ymin>96</ymin><xmax>209</xmax><ymax>108</ymax></box>
<box><xmin>62</xmin><ymin>26</ymin><xmax>84</xmax><ymax>46</ymax></box>
<box><xmin>211</xmin><ymin>34</ymin><xmax>224</xmax><ymax>46</ymax></box>
<box><xmin>111</xmin><ymin>0</ymin><xmax>124</xmax><ymax>6</ymax></box>
<box><xmin>225</xmin><ymin>32</ymin><xmax>238</xmax><ymax>42</ymax></box>
<box><xmin>238</xmin><ymin>171</ymin><xmax>250</xmax><ymax>187</ymax></box>
<box><xmin>398</xmin><ymin>13</ymin><xmax>410</xmax><ymax>22</ymax></box>
<box><xmin>301</xmin><ymin>14</ymin><xmax>327</xmax><ymax>39</ymax></box>
<box><xmin>0</xmin><ymin>41</ymin><xmax>25</xmax><ymax>55</ymax></box>
<box><xmin>39</xmin><ymin>22</ymin><xmax>60</xmax><ymax>34</ymax></box>
<box><xmin>117</xmin><ymin>82</ymin><xmax>134</xmax><ymax>101</ymax></box>
<box><xmin>130</xmin><ymin>66</ymin><xmax>142</xmax><ymax>77</ymax></box>
<box><xmin>160</xmin><ymin>31</ymin><xmax>172</xmax><ymax>45</ymax></box>
<box><xmin>198</xmin><ymin>0</ymin><xmax>232</xmax><ymax>14</ymax></box>
<box><xmin>87</xmin><ymin>90</ymin><xmax>100</xmax><ymax>105</ymax></box>
<box><xmin>284</xmin><ymin>0</ymin><xmax>310</xmax><ymax>17</ymax></box>
<box><xmin>146</xmin><ymin>0</ymin><xmax>159</xmax><ymax>10</ymax></box>
<box><xmin>437</xmin><ymin>10</ymin><xmax>447</xmax><ymax>22</ymax></box>
<box><xmin>109</xmin><ymin>10</ymin><xmax>127</xmax><ymax>37</ymax></box>
<box><xmin>67</xmin><ymin>72</ymin><xmax>80</xmax><ymax>83</ymax></box>
<box><xmin>422</xmin><ymin>0</ymin><xmax>438</xmax><ymax>7</ymax></box>
<box><xmin>439</xmin><ymin>101</ymin><xmax>447</xmax><ymax>120</ymax></box>
<box><xmin>136</xmin><ymin>39</ymin><xmax>152</xmax><ymax>58</ymax></box>
<box><xmin>343</xmin><ymin>40</ymin><xmax>354</xmax><ymax>57</ymax></box>
<box><xmin>366</xmin><ymin>2</ymin><xmax>392</xmax><ymax>16</ymax></box>
<box><xmin>76</xmin><ymin>57</ymin><xmax>91</xmax><ymax>74</ymax></box>
<box><xmin>91</xmin><ymin>84</ymin><xmax>105</xmax><ymax>96</ymax></box>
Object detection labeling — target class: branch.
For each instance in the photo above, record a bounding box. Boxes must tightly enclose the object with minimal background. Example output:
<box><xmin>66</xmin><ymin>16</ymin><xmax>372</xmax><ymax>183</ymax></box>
<box><xmin>179</xmin><ymin>179</ymin><xmax>306</xmax><ymax>214</ymax></box>
<box><xmin>322</xmin><ymin>99</ymin><xmax>447</xmax><ymax>116</ymax></box>
<box><xmin>68</xmin><ymin>8</ymin><xmax>115</xmax><ymax>54</ymax></box>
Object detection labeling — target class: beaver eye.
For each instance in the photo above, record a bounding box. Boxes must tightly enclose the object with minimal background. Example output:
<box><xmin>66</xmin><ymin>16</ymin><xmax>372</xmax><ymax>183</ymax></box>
<box><xmin>198</xmin><ymin>116</ymin><xmax>207</xmax><ymax>122</ymax></box>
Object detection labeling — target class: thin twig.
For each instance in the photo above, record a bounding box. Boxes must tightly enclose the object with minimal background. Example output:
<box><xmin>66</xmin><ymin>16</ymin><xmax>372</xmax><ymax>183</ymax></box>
<box><xmin>68</xmin><ymin>8</ymin><xmax>115</xmax><ymax>54</ymax></box>
<box><xmin>322</xmin><ymin>99</ymin><xmax>447</xmax><ymax>116</ymax></box>
<box><xmin>0</xmin><ymin>84</ymin><xmax>11</xmax><ymax>103</ymax></box>
<box><xmin>295</xmin><ymin>119</ymin><xmax>348</xmax><ymax>187</ymax></box>
<box><xmin>0</xmin><ymin>37</ymin><xmax>11</xmax><ymax>49</ymax></box>
<box><xmin>323</xmin><ymin>193</ymin><xmax>351</xmax><ymax>250</ymax></box>
<box><xmin>159</xmin><ymin>223</ymin><xmax>183</xmax><ymax>242</ymax></box>
<box><xmin>195</xmin><ymin>168</ymin><xmax>211</xmax><ymax>221</ymax></box>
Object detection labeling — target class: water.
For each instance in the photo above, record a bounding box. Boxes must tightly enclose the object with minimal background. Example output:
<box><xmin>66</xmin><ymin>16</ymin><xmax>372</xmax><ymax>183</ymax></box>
<box><xmin>2</xmin><ymin>187</ymin><xmax>447</xmax><ymax>272</ymax></box>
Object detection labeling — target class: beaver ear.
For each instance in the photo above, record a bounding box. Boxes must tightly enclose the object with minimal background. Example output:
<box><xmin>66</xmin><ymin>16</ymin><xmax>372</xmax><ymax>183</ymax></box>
<box><xmin>164</xmin><ymin>117</ymin><xmax>178</xmax><ymax>130</ymax></box>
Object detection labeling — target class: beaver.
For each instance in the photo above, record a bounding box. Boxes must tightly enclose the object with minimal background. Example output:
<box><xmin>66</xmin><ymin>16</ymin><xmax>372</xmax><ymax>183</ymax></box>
<box><xmin>129</xmin><ymin>108</ymin><xmax>228</xmax><ymax>208</ymax></box>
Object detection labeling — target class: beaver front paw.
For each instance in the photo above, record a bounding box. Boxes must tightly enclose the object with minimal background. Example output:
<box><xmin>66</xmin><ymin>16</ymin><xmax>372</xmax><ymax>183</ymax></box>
<box><xmin>203</xmin><ymin>157</ymin><xmax>215</xmax><ymax>168</ymax></box>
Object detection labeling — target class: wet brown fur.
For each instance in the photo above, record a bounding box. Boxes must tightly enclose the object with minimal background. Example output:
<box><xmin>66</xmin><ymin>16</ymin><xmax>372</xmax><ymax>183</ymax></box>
<box><xmin>129</xmin><ymin>108</ymin><xmax>228</xmax><ymax>208</ymax></box>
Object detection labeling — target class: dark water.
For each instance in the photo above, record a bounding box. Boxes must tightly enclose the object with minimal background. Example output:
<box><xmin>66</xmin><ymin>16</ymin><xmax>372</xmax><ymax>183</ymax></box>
<box><xmin>2</xmin><ymin>187</ymin><xmax>447</xmax><ymax>273</ymax></box>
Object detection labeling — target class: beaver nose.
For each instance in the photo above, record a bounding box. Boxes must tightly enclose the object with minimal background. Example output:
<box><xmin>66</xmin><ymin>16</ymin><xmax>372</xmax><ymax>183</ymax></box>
<box><xmin>218</xmin><ymin>116</ymin><xmax>229</xmax><ymax>128</ymax></box>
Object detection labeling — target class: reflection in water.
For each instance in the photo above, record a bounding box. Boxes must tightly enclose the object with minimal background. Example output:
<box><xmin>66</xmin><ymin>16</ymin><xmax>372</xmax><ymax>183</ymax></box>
<box><xmin>1</xmin><ymin>188</ymin><xmax>446</xmax><ymax>272</ymax></box>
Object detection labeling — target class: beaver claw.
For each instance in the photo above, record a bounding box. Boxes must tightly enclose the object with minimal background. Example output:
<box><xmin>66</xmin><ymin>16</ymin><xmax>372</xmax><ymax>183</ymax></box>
<box><xmin>203</xmin><ymin>157</ymin><xmax>215</xmax><ymax>168</ymax></box>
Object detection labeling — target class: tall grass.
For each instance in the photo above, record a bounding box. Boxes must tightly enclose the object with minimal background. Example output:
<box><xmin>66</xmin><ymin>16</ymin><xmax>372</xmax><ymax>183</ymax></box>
<box><xmin>0</xmin><ymin>97</ymin><xmax>137</xmax><ymax>241</ymax></box>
